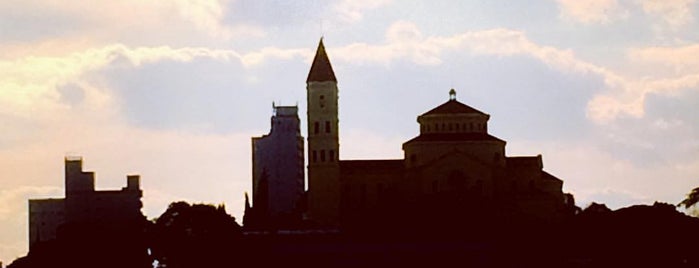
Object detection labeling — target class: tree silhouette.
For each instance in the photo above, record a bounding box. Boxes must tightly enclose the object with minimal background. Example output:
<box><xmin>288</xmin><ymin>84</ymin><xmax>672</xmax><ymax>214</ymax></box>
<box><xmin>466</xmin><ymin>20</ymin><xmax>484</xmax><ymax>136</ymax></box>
<box><xmin>150</xmin><ymin>201</ymin><xmax>242</xmax><ymax>268</ymax></box>
<box><xmin>678</xmin><ymin>186</ymin><xmax>699</xmax><ymax>216</ymax></box>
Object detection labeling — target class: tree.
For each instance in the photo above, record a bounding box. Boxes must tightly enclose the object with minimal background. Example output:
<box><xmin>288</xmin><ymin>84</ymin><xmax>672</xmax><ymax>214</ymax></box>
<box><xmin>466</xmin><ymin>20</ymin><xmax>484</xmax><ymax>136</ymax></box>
<box><xmin>678</xmin><ymin>187</ymin><xmax>699</xmax><ymax>216</ymax></box>
<box><xmin>150</xmin><ymin>201</ymin><xmax>243</xmax><ymax>268</ymax></box>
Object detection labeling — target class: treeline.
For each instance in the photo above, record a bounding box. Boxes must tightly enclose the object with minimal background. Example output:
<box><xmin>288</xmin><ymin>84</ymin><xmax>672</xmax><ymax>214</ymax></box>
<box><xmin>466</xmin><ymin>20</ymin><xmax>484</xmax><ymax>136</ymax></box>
<box><xmin>8</xmin><ymin>200</ymin><xmax>699</xmax><ymax>268</ymax></box>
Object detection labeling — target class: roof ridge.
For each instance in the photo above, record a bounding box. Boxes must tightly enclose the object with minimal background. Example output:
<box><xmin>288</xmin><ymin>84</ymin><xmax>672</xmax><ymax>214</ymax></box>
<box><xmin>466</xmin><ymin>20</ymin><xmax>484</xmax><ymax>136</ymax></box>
<box><xmin>421</xmin><ymin>99</ymin><xmax>486</xmax><ymax>116</ymax></box>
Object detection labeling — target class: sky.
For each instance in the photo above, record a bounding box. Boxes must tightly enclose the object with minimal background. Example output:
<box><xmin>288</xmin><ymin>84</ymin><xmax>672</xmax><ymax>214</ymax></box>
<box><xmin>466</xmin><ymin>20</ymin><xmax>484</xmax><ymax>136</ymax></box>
<box><xmin>1</xmin><ymin>0</ymin><xmax>699</xmax><ymax>262</ymax></box>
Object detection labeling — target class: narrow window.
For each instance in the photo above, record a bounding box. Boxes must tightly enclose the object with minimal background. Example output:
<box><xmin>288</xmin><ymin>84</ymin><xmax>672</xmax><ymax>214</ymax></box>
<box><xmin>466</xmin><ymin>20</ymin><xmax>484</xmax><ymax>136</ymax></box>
<box><xmin>325</xmin><ymin>121</ymin><xmax>330</xmax><ymax>133</ymax></box>
<box><xmin>329</xmin><ymin>150</ymin><xmax>335</xmax><ymax>162</ymax></box>
<box><xmin>469</xmin><ymin>122</ymin><xmax>474</xmax><ymax>131</ymax></box>
<box><xmin>312</xmin><ymin>151</ymin><xmax>317</xmax><ymax>163</ymax></box>
<box><xmin>435</xmin><ymin>123</ymin><xmax>438</xmax><ymax>131</ymax></box>
<box><xmin>314</xmin><ymin>122</ymin><xmax>319</xmax><ymax>134</ymax></box>
<box><xmin>320</xmin><ymin>150</ymin><xmax>326</xmax><ymax>162</ymax></box>
<box><xmin>448</xmin><ymin>123</ymin><xmax>453</xmax><ymax>131</ymax></box>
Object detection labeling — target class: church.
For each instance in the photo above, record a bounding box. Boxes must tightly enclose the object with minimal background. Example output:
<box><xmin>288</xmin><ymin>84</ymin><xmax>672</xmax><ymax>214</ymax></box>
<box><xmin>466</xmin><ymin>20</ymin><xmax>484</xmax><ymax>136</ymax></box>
<box><xmin>249</xmin><ymin>39</ymin><xmax>576</xmax><ymax>229</ymax></box>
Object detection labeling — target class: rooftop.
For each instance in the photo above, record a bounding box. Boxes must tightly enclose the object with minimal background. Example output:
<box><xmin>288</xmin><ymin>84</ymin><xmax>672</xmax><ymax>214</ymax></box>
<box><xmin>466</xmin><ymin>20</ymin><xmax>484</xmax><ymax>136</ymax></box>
<box><xmin>421</xmin><ymin>89</ymin><xmax>486</xmax><ymax>116</ymax></box>
<box><xmin>306</xmin><ymin>38</ymin><xmax>337</xmax><ymax>83</ymax></box>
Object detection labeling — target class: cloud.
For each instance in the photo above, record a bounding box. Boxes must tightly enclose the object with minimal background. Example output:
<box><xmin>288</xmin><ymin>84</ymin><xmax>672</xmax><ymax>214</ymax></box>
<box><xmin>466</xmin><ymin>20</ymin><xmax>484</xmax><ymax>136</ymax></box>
<box><xmin>629</xmin><ymin>44</ymin><xmax>699</xmax><ymax>71</ymax></box>
<box><xmin>329</xmin><ymin>21</ymin><xmax>641</xmax><ymax>123</ymax></box>
<box><xmin>0</xmin><ymin>0</ymin><xmax>264</xmax><ymax>46</ymax></box>
<box><xmin>556</xmin><ymin>0</ymin><xmax>627</xmax><ymax>24</ymax></box>
<box><xmin>333</xmin><ymin>0</ymin><xmax>393</xmax><ymax>23</ymax></box>
<box><xmin>641</xmin><ymin>0</ymin><xmax>696</xmax><ymax>28</ymax></box>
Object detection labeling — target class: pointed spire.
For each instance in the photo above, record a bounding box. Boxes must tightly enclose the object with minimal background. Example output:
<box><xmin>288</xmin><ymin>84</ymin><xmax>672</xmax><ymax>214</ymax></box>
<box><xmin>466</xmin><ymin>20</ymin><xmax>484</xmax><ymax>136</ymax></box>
<box><xmin>306</xmin><ymin>38</ymin><xmax>337</xmax><ymax>83</ymax></box>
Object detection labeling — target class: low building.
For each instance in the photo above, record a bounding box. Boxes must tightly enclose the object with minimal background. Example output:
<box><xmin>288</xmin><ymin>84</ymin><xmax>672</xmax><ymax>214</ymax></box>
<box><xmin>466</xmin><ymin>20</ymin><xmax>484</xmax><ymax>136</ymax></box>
<box><xmin>28</xmin><ymin>157</ymin><xmax>144</xmax><ymax>249</ymax></box>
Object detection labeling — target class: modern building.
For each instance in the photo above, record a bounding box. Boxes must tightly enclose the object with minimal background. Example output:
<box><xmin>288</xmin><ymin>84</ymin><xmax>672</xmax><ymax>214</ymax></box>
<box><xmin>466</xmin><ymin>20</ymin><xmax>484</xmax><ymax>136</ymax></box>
<box><xmin>303</xmin><ymin>39</ymin><xmax>575</xmax><ymax>227</ymax></box>
<box><xmin>28</xmin><ymin>157</ymin><xmax>144</xmax><ymax>248</ymax></box>
<box><xmin>247</xmin><ymin>104</ymin><xmax>305</xmax><ymax>228</ymax></box>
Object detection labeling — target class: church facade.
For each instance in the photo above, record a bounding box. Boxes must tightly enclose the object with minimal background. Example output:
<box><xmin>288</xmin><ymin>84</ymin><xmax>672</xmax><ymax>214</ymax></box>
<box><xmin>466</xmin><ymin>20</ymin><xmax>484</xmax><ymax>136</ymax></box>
<box><xmin>305</xmin><ymin>39</ymin><xmax>575</xmax><ymax>227</ymax></box>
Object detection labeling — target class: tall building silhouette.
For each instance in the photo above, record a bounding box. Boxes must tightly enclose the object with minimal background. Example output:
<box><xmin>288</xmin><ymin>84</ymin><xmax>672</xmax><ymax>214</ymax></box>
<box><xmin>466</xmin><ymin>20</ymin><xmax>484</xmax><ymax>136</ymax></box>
<box><xmin>248</xmin><ymin>104</ymin><xmax>305</xmax><ymax>227</ymax></box>
<box><xmin>306</xmin><ymin>39</ymin><xmax>341</xmax><ymax>226</ymax></box>
<box><xmin>28</xmin><ymin>157</ymin><xmax>144</xmax><ymax>248</ymax></box>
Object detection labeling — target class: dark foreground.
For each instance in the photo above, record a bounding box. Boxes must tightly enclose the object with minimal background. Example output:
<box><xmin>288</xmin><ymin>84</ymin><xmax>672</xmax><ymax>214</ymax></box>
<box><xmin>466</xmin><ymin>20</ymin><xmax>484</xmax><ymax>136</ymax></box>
<box><xmin>9</xmin><ymin>202</ymin><xmax>699</xmax><ymax>268</ymax></box>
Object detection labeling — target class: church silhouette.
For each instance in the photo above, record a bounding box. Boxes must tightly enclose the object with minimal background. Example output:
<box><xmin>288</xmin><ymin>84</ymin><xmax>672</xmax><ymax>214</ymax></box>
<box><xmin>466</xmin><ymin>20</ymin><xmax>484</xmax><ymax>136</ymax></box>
<box><xmin>246</xmin><ymin>39</ymin><xmax>577</xmax><ymax>230</ymax></box>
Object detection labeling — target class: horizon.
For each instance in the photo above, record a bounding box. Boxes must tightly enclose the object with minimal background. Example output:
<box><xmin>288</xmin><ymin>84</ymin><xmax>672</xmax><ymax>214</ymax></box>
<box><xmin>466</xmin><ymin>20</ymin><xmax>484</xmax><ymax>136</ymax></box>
<box><xmin>2</xmin><ymin>0</ymin><xmax>699</xmax><ymax>262</ymax></box>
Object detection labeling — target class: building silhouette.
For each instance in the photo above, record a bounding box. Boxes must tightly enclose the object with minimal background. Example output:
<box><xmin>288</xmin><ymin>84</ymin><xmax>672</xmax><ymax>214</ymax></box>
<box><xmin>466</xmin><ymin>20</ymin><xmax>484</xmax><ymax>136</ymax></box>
<box><xmin>245</xmin><ymin>38</ymin><xmax>575</xmax><ymax>229</ymax></box>
<box><xmin>304</xmin><ymin>38</ymin><xmax>574</xmax><ymax>228</ymax></box>
<box><xmin>28</xmin><ymin>156</ymin><xmax>144</xmax><ymax>249</ymax></box>
<box><xmin>246</xmin><ymin>104</ymin><xmax>305</xmax><ymax>228</ymax></box>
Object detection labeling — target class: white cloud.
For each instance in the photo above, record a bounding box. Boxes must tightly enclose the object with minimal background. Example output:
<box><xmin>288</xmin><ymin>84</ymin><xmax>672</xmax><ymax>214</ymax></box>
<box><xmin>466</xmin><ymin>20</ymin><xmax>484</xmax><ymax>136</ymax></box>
<box><xmin>333</xmin><ymin>0</ymin><xmax>393</xmax><ymax>23</ymax></box>
<box><xmin>0</xmin><ymin>0</ymin><xmax>265</xmax><ymax>46</ymax></box>
<box><xmin>629</xmin><ymin>44</ymin><xmax>699</xmax><ymax>72</ymax></box>
<box><xmin>641</xmin><ymin>0</ymin><xmax>696</xmax><ymax>28</ymax></box>
<box><xmin>556</xmin><ymin>0</ymin><xmax>627</xmax><ymax>24</ymax></box>
<box><xmin>328</xmin><ymin>21</ymin><xmax>699</xmax><ymax>123</ymax></box>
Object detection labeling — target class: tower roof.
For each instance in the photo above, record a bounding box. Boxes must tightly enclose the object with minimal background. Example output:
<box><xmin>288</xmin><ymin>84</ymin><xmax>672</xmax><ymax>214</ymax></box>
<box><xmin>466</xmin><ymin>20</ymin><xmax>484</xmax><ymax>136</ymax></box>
<box><xmin>421</xmin><ymin>89</ymin><xmax>486</xmax><ymax>116</ymax></box>
<box><xmin>306</xmin><ymin>38</ymin><xmax>337</xmax><ymax>83</ymax></box>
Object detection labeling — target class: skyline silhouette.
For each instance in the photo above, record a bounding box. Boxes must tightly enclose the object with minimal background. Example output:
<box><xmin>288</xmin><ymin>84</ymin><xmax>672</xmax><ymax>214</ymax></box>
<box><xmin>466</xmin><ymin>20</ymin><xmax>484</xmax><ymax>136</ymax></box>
<box><xmin>8</xmin><ymin>37</ymin><xmax>699</xmax><ymax>267</ymax></box>
<box><xmin>2</xmin><ymin>1</ymin><xmax>699</xmax><ymax>263</ymax></box>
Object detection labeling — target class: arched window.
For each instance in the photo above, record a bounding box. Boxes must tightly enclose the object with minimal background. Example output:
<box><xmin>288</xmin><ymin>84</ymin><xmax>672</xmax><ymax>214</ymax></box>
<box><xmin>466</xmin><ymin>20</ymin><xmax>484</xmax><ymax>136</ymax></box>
<box><xmin>320</xmin><ymin>150</ymin><xmax>326</xmax><ymax>162</ymax></box>
<box><xmin>314</xmin><ymin>122</ymin><xmax>319</xmax><ymax>134</ymax></box>
<box><xmin>325</xmin><ymin>121</ymin><xmax>330</xmax><ymax>133</ymax></box>
<box><xmin>329</xmin><ymin>150</ymin><xmax>335</xmax><ymax>162</ymax></box>
<box><xmin>312</xmin><ymin>150</ymin><xmax>317</xmax><ymax>163</ymax></box>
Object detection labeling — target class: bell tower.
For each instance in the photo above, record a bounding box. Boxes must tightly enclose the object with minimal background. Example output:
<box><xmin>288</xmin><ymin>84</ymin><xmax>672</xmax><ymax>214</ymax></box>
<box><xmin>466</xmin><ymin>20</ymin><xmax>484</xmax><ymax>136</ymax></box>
<box><xmin>306</xmin><ymin>38</ymin><xmax>340</xmax><ymax>226</ymax></box>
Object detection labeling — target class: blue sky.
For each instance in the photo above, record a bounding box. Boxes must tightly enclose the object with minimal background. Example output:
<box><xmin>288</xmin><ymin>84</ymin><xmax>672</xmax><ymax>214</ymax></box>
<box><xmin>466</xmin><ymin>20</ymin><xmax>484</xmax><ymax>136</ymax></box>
<box><xmin>1</xmin><ymin>0</ymin><xmax>699</xmax><ymax>262</ymax></box>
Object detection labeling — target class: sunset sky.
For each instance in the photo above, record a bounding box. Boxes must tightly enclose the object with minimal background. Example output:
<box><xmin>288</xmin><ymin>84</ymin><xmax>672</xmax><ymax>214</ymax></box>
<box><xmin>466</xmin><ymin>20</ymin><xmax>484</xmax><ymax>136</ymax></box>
<box><xmin>2</xmin><ymin>0</ymin><xmax>699</xmax><ymax>262</ymax></box>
